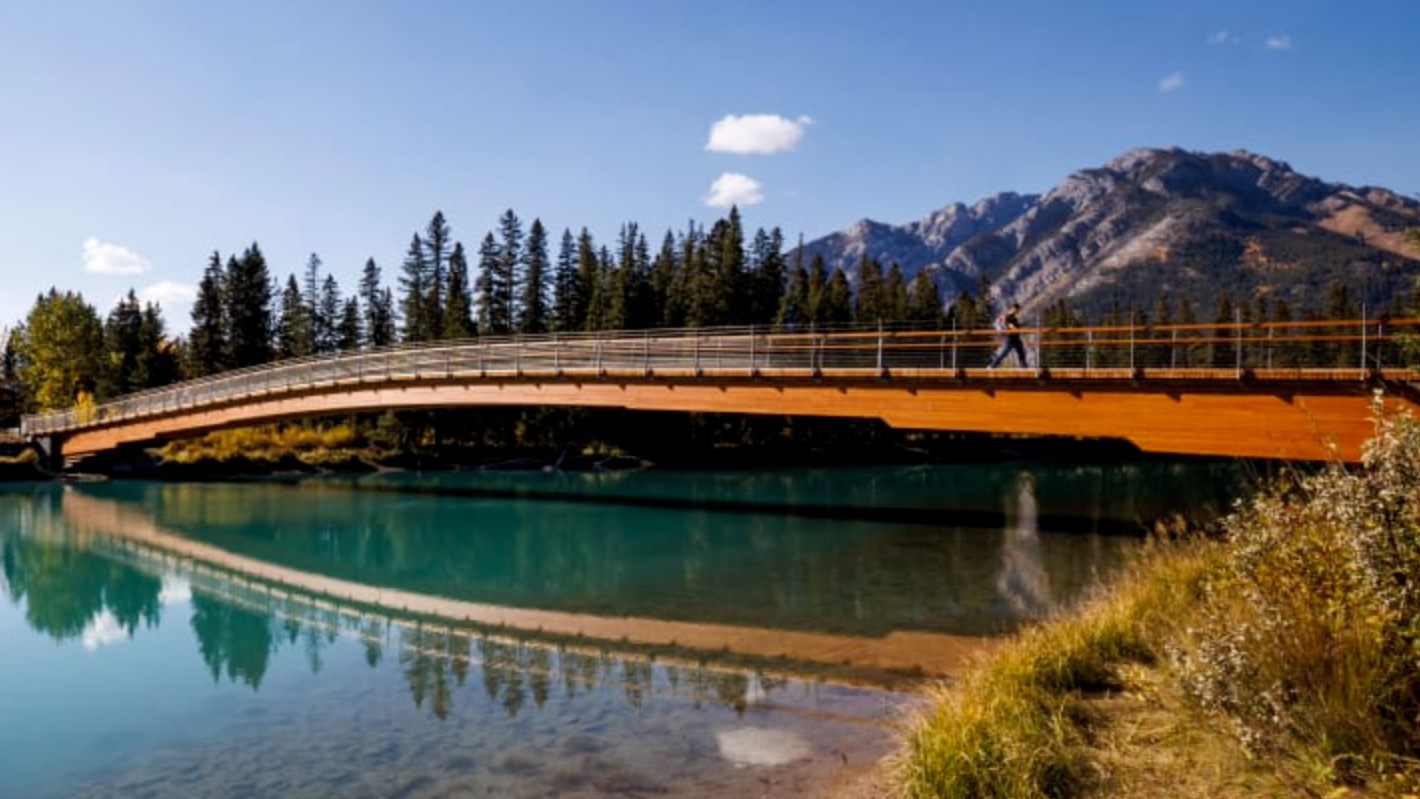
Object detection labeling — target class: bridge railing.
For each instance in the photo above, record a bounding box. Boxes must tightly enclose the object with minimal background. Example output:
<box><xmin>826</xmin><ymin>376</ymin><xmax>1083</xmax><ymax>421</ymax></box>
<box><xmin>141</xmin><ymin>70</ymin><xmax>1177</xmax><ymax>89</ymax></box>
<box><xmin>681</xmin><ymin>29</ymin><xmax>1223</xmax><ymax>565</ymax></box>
<box><xmin>20</xmin><ymin>318</ymin><xmax>1420</xmax><ymax>436</ymax></box>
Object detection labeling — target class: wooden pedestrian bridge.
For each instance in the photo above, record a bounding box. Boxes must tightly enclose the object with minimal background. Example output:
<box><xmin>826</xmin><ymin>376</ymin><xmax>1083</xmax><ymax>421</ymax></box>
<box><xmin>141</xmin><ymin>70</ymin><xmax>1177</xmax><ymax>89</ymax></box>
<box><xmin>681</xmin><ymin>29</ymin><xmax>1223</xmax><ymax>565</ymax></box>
<box><xmin>20</xmin><ymin>318</ymin><xmax>1420</xmax><ymax>465</ymax></box>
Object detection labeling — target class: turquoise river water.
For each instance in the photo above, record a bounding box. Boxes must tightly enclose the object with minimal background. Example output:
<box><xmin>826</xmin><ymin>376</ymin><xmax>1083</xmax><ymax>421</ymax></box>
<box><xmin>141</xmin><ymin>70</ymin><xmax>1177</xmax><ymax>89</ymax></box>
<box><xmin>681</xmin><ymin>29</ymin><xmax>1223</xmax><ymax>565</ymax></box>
<box><xmin>0</xmin><ymin>462</ymin><xmax>1247</xmax><ymax>798</ymax></box>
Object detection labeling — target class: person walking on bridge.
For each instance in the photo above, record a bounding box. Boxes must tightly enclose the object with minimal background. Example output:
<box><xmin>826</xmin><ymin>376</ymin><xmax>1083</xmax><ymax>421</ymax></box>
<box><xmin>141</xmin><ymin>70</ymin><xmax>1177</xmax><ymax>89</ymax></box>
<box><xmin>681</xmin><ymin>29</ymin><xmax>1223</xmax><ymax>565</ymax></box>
<box><xmin>989</xmin><ymin>302</ymin><xmax>1028</xmax><ymax>368</ymax></box>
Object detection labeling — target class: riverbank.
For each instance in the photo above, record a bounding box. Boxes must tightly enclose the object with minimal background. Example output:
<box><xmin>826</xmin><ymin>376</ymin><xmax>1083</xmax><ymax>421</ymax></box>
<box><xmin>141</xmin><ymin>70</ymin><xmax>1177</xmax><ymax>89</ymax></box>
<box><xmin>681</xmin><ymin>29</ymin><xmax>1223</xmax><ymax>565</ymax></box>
<box><xmin>891</xmin><ymin>409</ymin><xmax>1420</xmax><ymax>798</ymax></box>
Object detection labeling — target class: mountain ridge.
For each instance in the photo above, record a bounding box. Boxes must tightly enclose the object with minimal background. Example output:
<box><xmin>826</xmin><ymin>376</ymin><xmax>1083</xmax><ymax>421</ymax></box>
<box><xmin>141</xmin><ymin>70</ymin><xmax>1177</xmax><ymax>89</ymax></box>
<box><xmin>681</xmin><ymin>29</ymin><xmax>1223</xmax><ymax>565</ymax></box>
<box><xmin>798</xmin><ymin>146</ymin><xmax>1420</xmax><ymax>319</ymax></box>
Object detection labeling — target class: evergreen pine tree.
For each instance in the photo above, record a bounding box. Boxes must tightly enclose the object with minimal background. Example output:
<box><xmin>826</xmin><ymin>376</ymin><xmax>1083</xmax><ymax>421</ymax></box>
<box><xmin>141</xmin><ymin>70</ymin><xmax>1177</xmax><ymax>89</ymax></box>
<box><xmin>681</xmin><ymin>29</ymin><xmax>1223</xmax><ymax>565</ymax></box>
<box><xmin>777</xmin><ymin>256</ymin><xmax>810</xmax><ymax>328</ymax></box>
<box><xmin>973</xmin><ymin>275</ymin><xmax>993</xmax><ymax>328</ymax></box>
<box><xmin>358</xmin><ymin>258</ymin><xmax>395</xmax><ymax>348</ymax></box>
<box><xmin>680</xmin><ymin>222</ymin><xmax>712</xmax><ymax>328</ymax></box>
<box><xmin>317</xmin><ymin>274</ymin><xmax>342</xmax><ymax>353</ymax></box>
<box><xmin>551</xmin><ymin>228</ymin><xmax>578</xmax><ymax>333</ymax></box>
<box><xmin>748</xmin><ymin>227</ymin><xmax>786</xmax><ymax>326</ymax></box>
<box><xmin>423</xmin><ymin>211</ymin><xmax>451</xmax><ymax>340</ymax></box>
<box><xmin>372</xmin><ymin>288</ymin><xmax>397</xmax><ymax>347</ymax></box>
<box><xmin>276</xmin><ymin>274</ymin><xmax>310</xmax><ymax>359</ymax></box>
<box><xmin>398</xmin><ymin>233</ymin><xmax>430</xmax><ymax>341</ymax></box>
<box><xmin>136</xmin><ymin>302</ymin><xmax>180</xmax><ymax>388</ymax></box>
<box><xmin>627</xmin><ymin>229</ymin><xmax>655</xmax><ymax>329</ymax></box>
<box><xmin>585</xmin><ymin>245</ymin><xmax>613</xmax><ymax>331</ymax></box>
<box><xmin>1210</xmin><ymin>294</ymin><xmax>1235</xmax><ymax>368</ymax></box>
<box><xmin>704</xmin><ymin>208</ymin><xmax>746</xmax><ymax>326</ymax></box>
<box><xmin>225</xmin><ymin>244</ymin><xmax>274</xmax><ymax>368</ymax></box>
<box><xmin>518</xmin><ymin>219</ymin><xmax>549</xmax><ymax>333</ymax></box>
<box><xmin>884</xmin><ymin>263</ymin><xmax>908</xmax><ymax>323</ymax></box>
<box><xmin>573</xmin><ymin>229</ymin><xmax>599</xmax><ymax>331</ymax></box>
<box><xmin>495</xmin><ymin>209</ymin><xmax>523</xmax><ymax>333</ymax></box>
<box><xmin>444</xmin><ymin>241</ymin><xmax>475</xmax><ymax>339</ymax></box>
<box><xmin>302</xmin><ymin>253</ymin><xmax>325</xmax><ymax>354</ymax></box>
<box><xmin>101</xmin><ymin>290</ymin><xmax>144</xmax><ymax>397</ymax></box>
<box><xmin>906</xmin><ymin>270</ymin><xmax>941</xmax><ymax>326</ymax></box>
<box><xmin>854</xmin><ymin>255</ymin><xmax>884</xmax><ymax>323</ymax></box>
<box><xmin>476</xmin><ymin>233</ymin><xmax>502</xmax><ymax>334</ymax></box>
<box><xmin>806</xmin><ymin>253</ymin><xmax>828</xmax><ymax>325</ymax></box>
<box><xmin>337</xmin><ymin>297</ymin><xmax>361</xmax><ymax>351</ymax></box>
<box><xmin>651</xmin><ymin>230</ymin><xmax>683</xmax><ymax>328</ymax></box>
<box><xmin>188</xmin><ymin>252</ymin><xmax>228</xmax><ymax>377</ymax></box>
<box><xmin>822</xmin><ymin>268</ymin><xmax>853</xmax><ymax>325</ymax></box>
<box><xmin>604</xmin><ymin>223</ymin><xmax>639</xmax><ymax>330</ymax></box>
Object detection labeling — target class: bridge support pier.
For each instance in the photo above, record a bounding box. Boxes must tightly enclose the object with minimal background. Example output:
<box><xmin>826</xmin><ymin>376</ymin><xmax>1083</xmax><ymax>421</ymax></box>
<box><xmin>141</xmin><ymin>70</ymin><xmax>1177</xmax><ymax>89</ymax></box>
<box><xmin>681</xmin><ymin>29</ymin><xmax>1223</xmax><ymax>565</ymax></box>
<box><xmin>30</xmin><ymin>435</ymin><xmax>63</xmax><ymax>472</ymax></box>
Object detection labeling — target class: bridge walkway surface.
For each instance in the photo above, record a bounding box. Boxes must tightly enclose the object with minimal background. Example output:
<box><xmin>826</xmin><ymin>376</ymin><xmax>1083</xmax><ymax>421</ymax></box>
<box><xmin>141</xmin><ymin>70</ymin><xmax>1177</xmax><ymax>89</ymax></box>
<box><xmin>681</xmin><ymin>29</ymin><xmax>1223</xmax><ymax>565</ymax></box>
<box><xmin>21</xmin><ymin>319</ymin><xmax>1420</xmax><ymax>463</ymax></box>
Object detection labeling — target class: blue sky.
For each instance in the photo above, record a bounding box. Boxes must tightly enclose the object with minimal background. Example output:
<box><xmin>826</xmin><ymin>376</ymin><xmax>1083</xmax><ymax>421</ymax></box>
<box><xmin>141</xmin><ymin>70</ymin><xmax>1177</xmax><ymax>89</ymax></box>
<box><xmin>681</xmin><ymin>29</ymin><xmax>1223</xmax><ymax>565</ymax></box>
<box><xmin>1</xmin><ymin>0</ymin><xmax>1417</xmax><ymax>335</ymax></box>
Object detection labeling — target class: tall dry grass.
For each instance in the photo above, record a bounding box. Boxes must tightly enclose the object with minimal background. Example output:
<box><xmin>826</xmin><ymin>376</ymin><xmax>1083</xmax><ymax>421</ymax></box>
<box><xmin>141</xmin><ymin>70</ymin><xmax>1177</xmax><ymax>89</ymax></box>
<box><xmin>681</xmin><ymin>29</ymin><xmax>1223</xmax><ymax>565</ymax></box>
<box><xmin>161</xmin><ymin>421</ymin><xmax>367</xmax><ymax>464</ymax></box>
<box><xmin>895</xmin><ymin>539</ymin><xmax>1217</xmax><ymax>799</ymax></box>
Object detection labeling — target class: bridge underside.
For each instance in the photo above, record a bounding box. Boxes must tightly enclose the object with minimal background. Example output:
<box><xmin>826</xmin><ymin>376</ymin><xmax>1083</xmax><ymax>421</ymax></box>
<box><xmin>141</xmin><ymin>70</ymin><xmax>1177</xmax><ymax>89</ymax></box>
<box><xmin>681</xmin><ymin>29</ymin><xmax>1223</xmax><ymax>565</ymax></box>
<box><xmin>52</xmin><ymin>371</ymin><xmax>1417</xmax><ymax>462</ymax></box>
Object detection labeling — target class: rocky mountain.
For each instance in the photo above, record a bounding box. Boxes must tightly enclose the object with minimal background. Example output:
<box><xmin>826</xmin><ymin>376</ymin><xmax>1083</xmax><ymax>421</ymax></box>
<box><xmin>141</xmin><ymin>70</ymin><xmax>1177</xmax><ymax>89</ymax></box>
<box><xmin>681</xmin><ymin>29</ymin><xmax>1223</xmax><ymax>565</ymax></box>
<box><xmin>799</xmin><ymin>147</ymin><xmax>1420</xmax><ymax>319</ymax></box>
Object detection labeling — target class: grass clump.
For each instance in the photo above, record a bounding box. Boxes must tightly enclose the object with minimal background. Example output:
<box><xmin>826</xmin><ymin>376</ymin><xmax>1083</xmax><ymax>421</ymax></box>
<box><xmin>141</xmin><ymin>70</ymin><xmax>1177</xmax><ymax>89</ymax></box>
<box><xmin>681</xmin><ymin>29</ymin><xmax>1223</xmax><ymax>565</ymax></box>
<box><xmin>895</xmin><ymin>400</ymin><xmax>1420</xmax><ymax>798</ymax></box>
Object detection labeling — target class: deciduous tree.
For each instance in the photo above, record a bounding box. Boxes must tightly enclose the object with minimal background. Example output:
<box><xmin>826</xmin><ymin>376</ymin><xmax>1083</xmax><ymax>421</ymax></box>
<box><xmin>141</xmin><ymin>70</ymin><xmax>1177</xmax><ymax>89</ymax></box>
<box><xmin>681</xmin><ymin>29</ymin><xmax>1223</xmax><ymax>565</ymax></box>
<box><xmin>14</xmin><ymin>289</ymin><xmax>104</xmax><ymax>411</ymax></box>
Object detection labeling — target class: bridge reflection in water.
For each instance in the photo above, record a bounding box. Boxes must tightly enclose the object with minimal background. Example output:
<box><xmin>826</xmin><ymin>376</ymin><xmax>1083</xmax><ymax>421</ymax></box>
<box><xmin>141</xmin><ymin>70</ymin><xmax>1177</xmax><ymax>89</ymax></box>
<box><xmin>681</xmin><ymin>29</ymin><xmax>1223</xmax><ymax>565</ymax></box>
<box><xmin>8</xmin><ymin>465</ymin><xmax>1196</xmax><ymax>686</ymax></box>
<box><xmin>21</xmin><ymin>318</ymin><xmax>1420</xmax><ymax>462</ymax></box>
<box><xmin>0</xmin><ymin>469</ymin><xmax>1229</xmax><ymax>797</ymax></box>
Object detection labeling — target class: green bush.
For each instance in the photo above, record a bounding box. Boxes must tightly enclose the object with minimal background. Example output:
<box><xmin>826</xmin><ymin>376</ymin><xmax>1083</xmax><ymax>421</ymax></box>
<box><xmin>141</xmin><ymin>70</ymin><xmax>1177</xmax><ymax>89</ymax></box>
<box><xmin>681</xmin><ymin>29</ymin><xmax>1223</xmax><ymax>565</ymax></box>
<box><xmin>1177</xmin><ymin>393</ymin><xmax>1420</xmax><ymax>781</ymax></box>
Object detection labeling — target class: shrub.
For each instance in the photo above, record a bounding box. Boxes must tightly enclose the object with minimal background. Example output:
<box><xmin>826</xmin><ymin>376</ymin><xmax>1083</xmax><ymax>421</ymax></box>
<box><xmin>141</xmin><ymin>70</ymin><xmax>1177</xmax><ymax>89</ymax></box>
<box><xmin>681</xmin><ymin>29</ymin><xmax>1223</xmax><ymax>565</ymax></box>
<box><xmin>1176</xmin><ymin>394</ymin><xmax>1420</xmax><ymax>781</ymax></box>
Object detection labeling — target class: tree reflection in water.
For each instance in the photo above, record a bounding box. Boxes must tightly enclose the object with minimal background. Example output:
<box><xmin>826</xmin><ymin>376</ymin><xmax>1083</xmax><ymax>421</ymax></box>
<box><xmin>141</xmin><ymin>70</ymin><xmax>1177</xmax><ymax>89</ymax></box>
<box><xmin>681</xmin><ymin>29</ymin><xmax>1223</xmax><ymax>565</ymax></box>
<box><xmin>1</xmin><ymin>517</ymin><xmax>788</xmax><ymax>725</ymax></box>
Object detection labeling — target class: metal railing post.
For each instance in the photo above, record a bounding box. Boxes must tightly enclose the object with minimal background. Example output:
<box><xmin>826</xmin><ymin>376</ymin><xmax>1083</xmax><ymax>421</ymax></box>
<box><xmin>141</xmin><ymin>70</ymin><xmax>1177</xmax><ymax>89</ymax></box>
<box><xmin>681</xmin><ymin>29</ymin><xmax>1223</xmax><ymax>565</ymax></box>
<box><xmin>1235</xmin><ymin>308</ymin><xmax>1242</xmax><ymax>378</ymax></box>
<box><xmin>693</xmin><ymin>332</ymin><xmax>701</xmax><ymax>376</ymax></box>
<box><xmin>748</xmin><ymin>326</ymin><xmax>756</xmax><ymax>376</ymax></box>
<box><xmin>1129</xmin><ymin>325</ymin><xmax>1135</xmax><ymax>373</ymax></box>
<box><xmin>812</xmin><ymin>323</ymin><xmax>823</xmax><ymax>377</ymax></box>
<box><xmin>951</xmin><ymin>317</ymin><xmax>958</xmax><ymax>371</ymax></box>
<box><xmin>876</xmin><ymin>322</ymin><xmax>885</xmax><ymax>377</ymax></box>
<box><xmin>1034</xmin><ymin>311</ymin><xmax>1043</xmax><ymax>374</ymax></box>
<box><xmin>1360</xmin><ymin>306</ymin><xmax>1368</xmax><ymax>378</ymax></box>
<box><xmin>643</xmin><ymin>331</ymin><xmax>650</xmax><ymax>376</ymax></box>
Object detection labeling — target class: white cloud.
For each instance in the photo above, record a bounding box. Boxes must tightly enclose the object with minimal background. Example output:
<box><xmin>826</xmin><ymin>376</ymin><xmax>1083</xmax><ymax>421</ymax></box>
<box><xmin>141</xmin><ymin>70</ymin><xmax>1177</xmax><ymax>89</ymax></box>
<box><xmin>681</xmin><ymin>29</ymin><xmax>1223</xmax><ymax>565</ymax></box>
<box><xmin>81</xmin><ymin>609</ymin><xmax>129</xmax><ymax>651</ymax></box>
<box><xmin>705</xmin><ymin>114</ymin><xmax>812</xmax><ymax>155</ymax></box>
<box><xmin>704</xmin><ymin>172</ymin><xmax>764</xmax><ymax>208</ymax></box>
<box><xmin>159</xmin><ymin>574</ymin><xmax>192</xmax><ymax>605</ymax></box>
<box><xmin>1206</xmin><ymin>30</ymin><xmax>1234</xmax><ymax>45</ymax></box>
<box><xmin>1158</xmin><ymin>71</ymin><xmax>1186</xmax><ymax>92</ymax></box>
<box><xmin>1265</xmin><ymin>34</ymin><xmax>1292</xmax><ymax>50</ymax></box>
<box><xmin>716</xmin><ymin>727</ymin><xmax>811</xmax><ymax>767</ymax></box>
<box><xmin>82</xmin><ymin>237</ymin><xmax>151</xmax><ymax>275</ymax></box>
<box><xmin>138</xmin><ymin>280</ymin><xmax>196</xmax><ymax>313</ymax></box>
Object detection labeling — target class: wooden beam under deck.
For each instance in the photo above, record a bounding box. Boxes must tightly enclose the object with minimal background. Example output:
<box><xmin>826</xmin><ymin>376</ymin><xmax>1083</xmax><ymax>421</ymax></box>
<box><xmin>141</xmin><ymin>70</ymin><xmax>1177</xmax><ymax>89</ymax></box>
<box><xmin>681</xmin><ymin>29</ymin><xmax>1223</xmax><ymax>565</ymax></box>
<box><xmin>56</xmin><ymin>372</ymin><xmax>1418</xmax><ymax>462</ymax></box>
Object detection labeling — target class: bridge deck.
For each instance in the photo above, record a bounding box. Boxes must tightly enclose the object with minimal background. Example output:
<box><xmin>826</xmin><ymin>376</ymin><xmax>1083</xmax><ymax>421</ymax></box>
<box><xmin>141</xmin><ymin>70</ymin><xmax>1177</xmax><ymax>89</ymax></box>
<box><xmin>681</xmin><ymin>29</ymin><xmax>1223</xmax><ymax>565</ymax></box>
<box><xmin>21</xmin><ymin>321</ymin><xmax>1420</xmax><ymax>462</ymax></box>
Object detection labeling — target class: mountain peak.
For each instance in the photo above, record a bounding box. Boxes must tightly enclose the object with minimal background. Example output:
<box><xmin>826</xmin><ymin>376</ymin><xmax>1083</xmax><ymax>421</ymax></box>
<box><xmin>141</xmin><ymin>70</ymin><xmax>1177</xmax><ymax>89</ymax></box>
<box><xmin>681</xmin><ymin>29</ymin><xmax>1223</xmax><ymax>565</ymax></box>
<box><xmin>796</xmin><ymin>146</ymin><xmax>1420</xmax><ymax>318</ymax></box>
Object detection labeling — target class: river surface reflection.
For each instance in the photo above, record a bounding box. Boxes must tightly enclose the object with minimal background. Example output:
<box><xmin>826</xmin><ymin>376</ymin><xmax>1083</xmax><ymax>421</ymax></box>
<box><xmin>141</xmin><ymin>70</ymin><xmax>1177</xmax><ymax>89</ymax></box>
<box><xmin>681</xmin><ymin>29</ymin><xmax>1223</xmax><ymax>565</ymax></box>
<box><xmin>0</xmin><ymin>462</ymin><xmax>1246</xmax><ymax>798</ymax></box>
